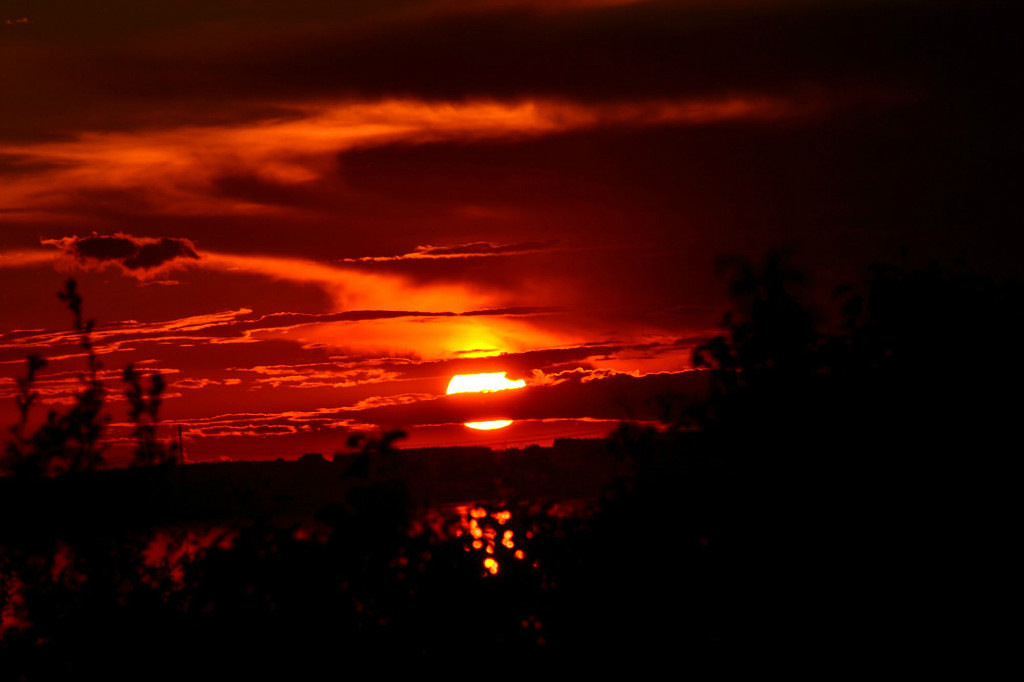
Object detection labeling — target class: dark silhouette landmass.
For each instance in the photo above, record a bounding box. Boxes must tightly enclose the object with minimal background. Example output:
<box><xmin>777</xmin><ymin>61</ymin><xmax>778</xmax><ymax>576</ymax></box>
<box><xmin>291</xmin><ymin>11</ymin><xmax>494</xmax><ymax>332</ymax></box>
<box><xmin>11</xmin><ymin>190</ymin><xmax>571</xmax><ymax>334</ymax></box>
<box><xmin>1</xmin><ymin>256</ymin><xmax>1018</xmax><ymax>678</ymax></box>
<box><xmin>0</xmin><ymin>438</ymin><xmax>621</xmax><ymax>535</ymax></box>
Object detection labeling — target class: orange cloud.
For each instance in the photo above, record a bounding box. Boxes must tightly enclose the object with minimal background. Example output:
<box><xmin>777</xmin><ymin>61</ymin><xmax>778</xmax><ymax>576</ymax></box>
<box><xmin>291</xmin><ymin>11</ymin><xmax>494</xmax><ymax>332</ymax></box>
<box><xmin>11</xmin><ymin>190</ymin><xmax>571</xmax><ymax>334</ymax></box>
<box><xmin>0</xmin><ymin>307</ymin><xmax>253</xmax><ymax>359</ymax></box>
<box><xmin>3</xmin><ymin>239</ymin><xmax>590</xmax><ymax>365</ymax></box>
<box><xmin>0</xmin><ymin>249</ymin><xmax>60</xmax><ymax>268</ymax></box>
<box><xmin>260</xmin><ymin>312</ymin><xmax>577</xmax><ymax>363</ymax></box>
<box><xmin>2</xmin><ymin>95</ymin><xmax>814</xmax><ymax>222</ymax></box>
<box><xmin>200</xmin><ymin>251</ymin><xmax>503</xmax><ymax>313</ymax></box>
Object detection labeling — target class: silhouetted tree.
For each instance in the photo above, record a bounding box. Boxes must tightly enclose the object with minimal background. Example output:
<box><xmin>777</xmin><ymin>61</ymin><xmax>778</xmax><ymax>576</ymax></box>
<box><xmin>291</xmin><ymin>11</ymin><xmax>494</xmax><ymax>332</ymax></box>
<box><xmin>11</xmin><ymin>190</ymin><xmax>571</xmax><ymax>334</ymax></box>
<box><xmin>2</xmin><ymin>281</ymin><xmax>110</xmax><ymax>476</ymax></box>
<box><xmin>3</xmin><ymin>279</ymin><xmax>185</xmax><ymax>477</ymax></box>
<box><xmin>340</xmin><ymin>429</ymin><xmax>407</xmax><ymax>480</ymax></box>
<box><xmin>679</xmin><ymin>252</ymin><xmax>1024</xmax><ymax>665</ymax></box>
<box><xmin>123</xmin><ymin>363</ymin><xmax>178</xmax><ymax>466</ymax></box>
<box><xmin>54</xmin><ymin>280</ymin><xmax>108</xmax><ymax>472</ymax></box>
<box><xmin>693</xmin><ymin>252</ymin><xmax>819</xmax><ymax>387</ymax></box>
<box><xmin>3</xmin><ymin>354</ymin><xmax>47</xmax><ymax>476</ymax></box>
<box><xmin>687</xmin><ymin>252</ymin><xmax>826</xmax><ymax>464</ymax></box>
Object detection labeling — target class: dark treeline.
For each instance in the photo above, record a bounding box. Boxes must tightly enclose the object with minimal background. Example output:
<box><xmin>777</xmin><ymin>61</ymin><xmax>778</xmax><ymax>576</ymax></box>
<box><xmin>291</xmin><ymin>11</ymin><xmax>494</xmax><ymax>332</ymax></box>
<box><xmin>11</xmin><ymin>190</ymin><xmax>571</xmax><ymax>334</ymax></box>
<box><xmin>658</xmin><ymin>254</ymin><xmax>1020</xmax><ymax>670</ymax></box>
<box><xmin>1</xmin><ymin>255</ymin><xmax>1017</xmax><ymax>677</ymax></box>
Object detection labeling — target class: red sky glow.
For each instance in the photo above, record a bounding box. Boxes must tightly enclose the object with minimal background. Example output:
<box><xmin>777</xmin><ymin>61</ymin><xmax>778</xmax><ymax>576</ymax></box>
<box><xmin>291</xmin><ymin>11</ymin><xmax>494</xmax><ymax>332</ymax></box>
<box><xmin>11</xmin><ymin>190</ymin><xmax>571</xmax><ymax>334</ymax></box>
<box><xmin>2</xmin><ymin>0</ymin><xmax>1019</xmax><ymax>463</ymax></box>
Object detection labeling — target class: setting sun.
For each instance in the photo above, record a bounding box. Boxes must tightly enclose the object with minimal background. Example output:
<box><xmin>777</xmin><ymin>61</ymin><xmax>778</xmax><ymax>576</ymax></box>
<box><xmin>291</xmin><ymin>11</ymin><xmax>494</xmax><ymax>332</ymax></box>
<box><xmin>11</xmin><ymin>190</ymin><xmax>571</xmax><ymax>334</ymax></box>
<box><xmin>464</xmin><ymin>420</ymin><xmax>513</xmax><ymax>430</ymax></box>
<box><xmin>446</xmin><ymin>373</ymin><xmax>526</xmax><ymax>394</ymax></box>
<box><xmin>446</xmin><ymin>372</ymin><xmax>525</xmax><ymax>430</ymax></box>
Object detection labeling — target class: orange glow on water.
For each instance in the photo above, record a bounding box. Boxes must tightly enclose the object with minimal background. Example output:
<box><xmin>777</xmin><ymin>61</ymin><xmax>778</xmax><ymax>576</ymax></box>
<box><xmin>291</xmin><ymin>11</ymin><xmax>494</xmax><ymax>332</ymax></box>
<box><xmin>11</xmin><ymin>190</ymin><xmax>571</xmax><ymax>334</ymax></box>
<box><xmin>448</xmin><ymin>505</ymin><xmax>530</xmax><ymax>577</ymax></box>
<box><xmin>446</xmin><ymin>372</ymin><xmax>525</xmax><ymax>429</ymax></box>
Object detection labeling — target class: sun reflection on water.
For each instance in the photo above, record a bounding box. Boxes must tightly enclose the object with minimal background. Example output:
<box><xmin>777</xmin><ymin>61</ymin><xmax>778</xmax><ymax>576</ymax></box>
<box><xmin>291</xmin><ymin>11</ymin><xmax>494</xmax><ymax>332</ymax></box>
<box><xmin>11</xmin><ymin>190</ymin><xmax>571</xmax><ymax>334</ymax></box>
<box><xmin>447</xmin><ymin>504</ymin><xmax>527</xmax><ymax>576</ymax></box>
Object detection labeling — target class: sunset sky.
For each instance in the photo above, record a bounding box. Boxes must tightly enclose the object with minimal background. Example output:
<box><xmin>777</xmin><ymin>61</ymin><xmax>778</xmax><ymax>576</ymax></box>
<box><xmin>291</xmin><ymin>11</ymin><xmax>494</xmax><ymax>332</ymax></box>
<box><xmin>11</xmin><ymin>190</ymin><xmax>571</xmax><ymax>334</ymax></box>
<box><xmin>1</xmin><ymin>0</ymin><xmax>1019</xmax><ymax>463</ymax></box>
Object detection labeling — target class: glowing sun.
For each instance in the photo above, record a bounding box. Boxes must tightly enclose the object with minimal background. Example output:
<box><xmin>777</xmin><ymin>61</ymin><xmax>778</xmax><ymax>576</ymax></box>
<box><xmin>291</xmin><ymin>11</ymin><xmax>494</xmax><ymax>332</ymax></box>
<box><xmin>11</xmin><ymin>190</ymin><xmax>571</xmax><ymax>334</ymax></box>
<box><xmin>446</xmin><ymin>372</ymin><xmax>525</xmax><ymax>430</ymax></box>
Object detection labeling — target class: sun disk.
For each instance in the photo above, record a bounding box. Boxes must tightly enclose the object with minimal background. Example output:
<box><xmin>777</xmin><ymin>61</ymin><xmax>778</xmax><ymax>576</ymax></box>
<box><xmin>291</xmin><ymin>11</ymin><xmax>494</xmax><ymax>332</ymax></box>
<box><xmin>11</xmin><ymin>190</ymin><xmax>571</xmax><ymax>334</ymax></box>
<box><xmin>446</xmin><ymin>372</ymin><xmax>525</xmax><ymax>430</ymax></box>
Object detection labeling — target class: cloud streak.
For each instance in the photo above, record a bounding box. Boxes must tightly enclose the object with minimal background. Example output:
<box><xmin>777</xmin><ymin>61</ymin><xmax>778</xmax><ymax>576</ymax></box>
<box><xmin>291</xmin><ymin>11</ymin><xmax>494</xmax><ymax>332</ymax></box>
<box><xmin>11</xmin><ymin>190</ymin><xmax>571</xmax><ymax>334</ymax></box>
<box><xmin>343</xmin><ymin>240</ymin><xmax>563</xmax><ymax>262</ymax></box>
<box><xmin>2</xmin><ymin>95</ymin><xmax>817</xmax><ymax>222</ymax></box>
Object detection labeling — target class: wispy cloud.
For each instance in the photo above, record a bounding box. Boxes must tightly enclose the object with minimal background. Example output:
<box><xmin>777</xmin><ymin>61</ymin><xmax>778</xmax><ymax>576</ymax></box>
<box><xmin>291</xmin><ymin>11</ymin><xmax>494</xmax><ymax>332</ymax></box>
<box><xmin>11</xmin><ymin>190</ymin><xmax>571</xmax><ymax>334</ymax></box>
<box><xmin>0</xmin><ymin>249</ymin><xmax>59</xmax><ymax>268</ymax></box>
<box><xmin>2</xmin><ymin>95</ymin><xmax>816</xmax><ymax>222</ymax></box>
<box><xmin>200</xmin><ymin>250</ymin><xmax>505</xmax><ymax>312</ymax></box>
<box><xmin>343</xmin><ymin>240</ymin><xmax>562</xmax><ymax>262</ymax></box>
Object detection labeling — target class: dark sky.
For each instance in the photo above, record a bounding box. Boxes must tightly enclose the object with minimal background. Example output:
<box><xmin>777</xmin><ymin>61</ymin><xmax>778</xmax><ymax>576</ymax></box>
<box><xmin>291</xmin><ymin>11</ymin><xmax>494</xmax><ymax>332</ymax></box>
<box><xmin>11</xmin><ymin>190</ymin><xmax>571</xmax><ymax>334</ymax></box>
<box><xmin>1</xmin><ymin>0</ymin><xmax>1020</xmax><ymax>462</ymax></box>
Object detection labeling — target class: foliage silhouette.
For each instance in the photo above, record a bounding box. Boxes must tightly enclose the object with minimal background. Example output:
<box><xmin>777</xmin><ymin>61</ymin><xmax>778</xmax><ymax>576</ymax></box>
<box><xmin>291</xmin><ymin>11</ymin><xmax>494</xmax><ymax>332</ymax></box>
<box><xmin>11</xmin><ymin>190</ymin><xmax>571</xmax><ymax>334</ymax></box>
<box><xmin>2</xmin><ymin>279</ymin><xmax>178</xmax><ymax>477</ymax></box>
<box><xmin>338</xmin><ymin>428</ymin><xmax>407</xmax><ymax>480</ymax></box>
<box><xmin>694</xmin><ymin>252</ymin><xmax>818</xmax><ymax>384</ymax></box>
<box><xmin>680</xmin><ymin>252</ymin><xmax>1022</xmax><ymax>666</ymax></box>
<box><xmin>54</xmin><ymin>279</ymin><xmax>108</xmax><ymax>473</ymax></box>
<box><xmin>1</xmin><ymin>280</ymin><xmax>110</xmax><ymax>476</ymax></box>
<box><xmin>123</xmin><ymin>364</ymin><xmax>179</xmax><ymax>467</ymax></box>
<box><xmin>4</xmin><ymin>354</ymin><xmax>47</xmax><ymax>475</ymax></box>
